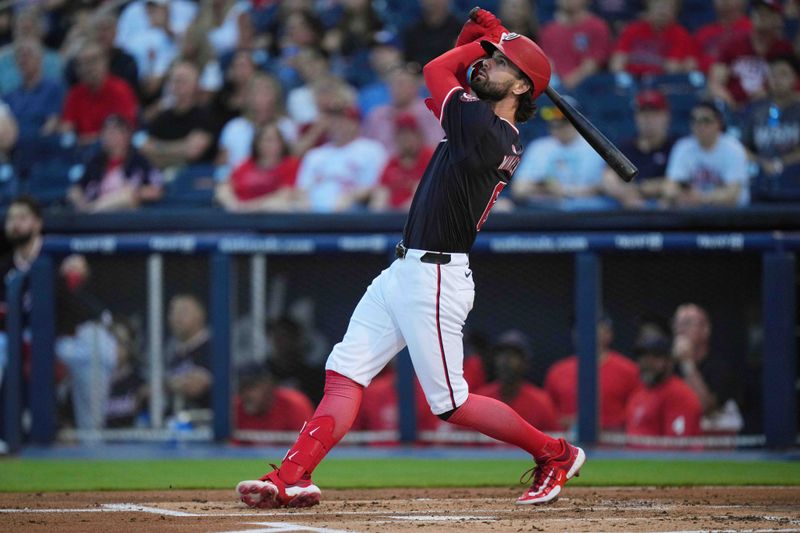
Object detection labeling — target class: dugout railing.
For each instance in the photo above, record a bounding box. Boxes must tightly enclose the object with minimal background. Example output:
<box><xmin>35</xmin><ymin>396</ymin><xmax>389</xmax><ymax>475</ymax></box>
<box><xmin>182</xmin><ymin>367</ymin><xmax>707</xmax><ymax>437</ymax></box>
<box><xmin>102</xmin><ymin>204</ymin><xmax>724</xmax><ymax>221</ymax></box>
<box><xmin>2</xmin><ymin>230</ymin><xmax>797</xmax><ymax>453</ymax></box>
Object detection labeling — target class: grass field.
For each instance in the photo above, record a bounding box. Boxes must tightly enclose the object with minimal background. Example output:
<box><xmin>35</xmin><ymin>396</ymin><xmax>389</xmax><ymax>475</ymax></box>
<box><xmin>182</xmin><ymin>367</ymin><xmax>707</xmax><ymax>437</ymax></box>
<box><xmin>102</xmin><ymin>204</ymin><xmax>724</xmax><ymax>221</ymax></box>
<box><xmin>1</xmin><ymin>458</ymin><xmax>799</xmax><ymax>492</ymax></box>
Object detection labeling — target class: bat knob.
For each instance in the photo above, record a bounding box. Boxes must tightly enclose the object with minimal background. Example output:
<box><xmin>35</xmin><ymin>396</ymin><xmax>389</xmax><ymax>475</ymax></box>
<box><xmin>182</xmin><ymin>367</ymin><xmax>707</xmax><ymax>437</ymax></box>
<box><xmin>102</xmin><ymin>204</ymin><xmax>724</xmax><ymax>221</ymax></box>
<box><xmin>468</xmin><ymin>6</ymin><xmax>481</xmax><ymax>21</ymax></box>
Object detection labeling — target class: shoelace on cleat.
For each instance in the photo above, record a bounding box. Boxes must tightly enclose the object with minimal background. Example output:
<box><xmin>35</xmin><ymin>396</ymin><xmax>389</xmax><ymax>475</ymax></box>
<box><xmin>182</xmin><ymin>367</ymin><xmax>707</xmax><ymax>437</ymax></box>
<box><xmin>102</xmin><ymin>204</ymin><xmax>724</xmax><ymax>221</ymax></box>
<box><xmin>520</xmin><ymin>464</ymin><xmax>555</xmax><ymax>492</ymax></box>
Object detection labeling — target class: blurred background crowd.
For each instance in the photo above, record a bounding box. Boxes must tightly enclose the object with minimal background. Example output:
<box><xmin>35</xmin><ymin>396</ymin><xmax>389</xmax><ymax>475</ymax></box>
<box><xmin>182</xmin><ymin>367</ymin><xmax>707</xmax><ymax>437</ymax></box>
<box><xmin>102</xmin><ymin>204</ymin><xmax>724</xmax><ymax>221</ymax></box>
<box><xmin>0</xmin><ymin>0</ymin><xmax>797</xmax><ymax>212</ymax></box>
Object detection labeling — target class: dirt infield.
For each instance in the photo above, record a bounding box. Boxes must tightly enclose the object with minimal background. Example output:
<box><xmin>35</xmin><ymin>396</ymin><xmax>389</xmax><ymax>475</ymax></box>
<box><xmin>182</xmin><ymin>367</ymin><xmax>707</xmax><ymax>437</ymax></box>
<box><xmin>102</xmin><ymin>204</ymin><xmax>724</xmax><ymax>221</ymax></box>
<box><xmin>1</xmin><ymin>486</ymin><xmax>799</xmax><ymax>532</ymax></box>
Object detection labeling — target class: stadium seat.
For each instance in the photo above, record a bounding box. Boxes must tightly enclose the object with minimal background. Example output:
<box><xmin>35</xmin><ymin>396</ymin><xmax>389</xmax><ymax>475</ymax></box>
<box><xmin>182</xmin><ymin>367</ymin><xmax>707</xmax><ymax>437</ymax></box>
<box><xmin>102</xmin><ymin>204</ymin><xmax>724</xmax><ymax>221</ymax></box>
<box><xmin>572</xmin><ymin>73</ymin><xmax>638</xmax><ymax>145</ymax></box>
<box><xmin>26</xmin><ymin>160</ymin><xmax>83</xmax><ymax>206</ymax></box>
<box><xmin>639</xmin><ymin>73</ymin><xmax>706</xmax><ymax>138</ymax></box>
<box><xmin>679</xmin><ymin>0</ymin><xmax>718</xmax><ymax>32</ymax></box>
<box><xmin>157</xmin><ymin>164</ymin><xmax>217</xmax><ymax>208</ymax></box>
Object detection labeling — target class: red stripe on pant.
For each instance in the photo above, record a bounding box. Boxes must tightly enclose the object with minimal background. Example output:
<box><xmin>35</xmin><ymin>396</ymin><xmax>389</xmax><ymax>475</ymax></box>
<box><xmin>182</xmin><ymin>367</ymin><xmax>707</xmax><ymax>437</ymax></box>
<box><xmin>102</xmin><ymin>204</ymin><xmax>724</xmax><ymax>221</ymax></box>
<box><xmin>436</xmin><ymin>264</ymin><xmax>456</xmax><ymax>410</ymax></box>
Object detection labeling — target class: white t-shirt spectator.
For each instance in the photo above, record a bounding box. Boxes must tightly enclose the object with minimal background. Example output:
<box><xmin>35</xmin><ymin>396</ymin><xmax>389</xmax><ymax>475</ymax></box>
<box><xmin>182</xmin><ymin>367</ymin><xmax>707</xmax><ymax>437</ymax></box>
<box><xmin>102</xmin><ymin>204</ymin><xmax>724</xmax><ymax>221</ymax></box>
<box><xmin>515</xmin><ymin>135</ymin><xmax>606</xmax><ymax>188</ymax></box>
<box><xmin>218</xmin><ymin>116</ymin><xmax>299</xmax><ymax>171</ymax></box>
<box><xmin>199</xmin><ymin>61</ymin><xmax>224</xmax><ymax>92</ymax></box>
<box><xmin>296</xmin><ymin>138</ymin><xmax>388</xmax><ymax>212</ymax></box>
<box><xmin>666</xmin><ymin>134</ymin><xmax>749</xmax><ymax>205</ymax></box>
<box><xmin>208</xmin><ymin>1</ymin><xmax>250</xmax><ymax>56</ymax></box>
<box><xmin>287</xmin><ymin>85</ymin><xmax>317</xmax><ymax>126</ymax></box>
<box><xmin>116</xmin><ymin>0</ymin><xmax>198</xmax><ymax>48</ymax></box>
<box><xmin>126</xmin><ymin>27</ymin><xmax>178</xmax><ymax>79</ymax></box>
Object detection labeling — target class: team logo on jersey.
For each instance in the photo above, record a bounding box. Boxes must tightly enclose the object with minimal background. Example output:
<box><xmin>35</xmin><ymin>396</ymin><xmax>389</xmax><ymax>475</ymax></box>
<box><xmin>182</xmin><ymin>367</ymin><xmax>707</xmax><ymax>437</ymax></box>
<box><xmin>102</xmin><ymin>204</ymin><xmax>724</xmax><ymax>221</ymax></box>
<box><xmin>502</xmin><ymin>32</ymin><xmax>521</xmax><ymax>41</ymax></box>
<box><xmin>498</xmin><ymin>154</ymin><xmax>521</xmax><ymax>175</ymax></box>
<box><xmin>460</xmin><ymin>92</ymin><xmax>479</xmax><ymax>102</ymax></box>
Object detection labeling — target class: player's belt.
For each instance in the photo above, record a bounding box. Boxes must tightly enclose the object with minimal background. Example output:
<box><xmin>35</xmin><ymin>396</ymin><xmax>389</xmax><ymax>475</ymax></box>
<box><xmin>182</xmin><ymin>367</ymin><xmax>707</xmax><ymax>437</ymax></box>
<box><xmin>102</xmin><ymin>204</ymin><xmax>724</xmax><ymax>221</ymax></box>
<box><xmin>395</xmin><ymin>242</ymin><xmax>451</xmax><ymax>265</ymax></box>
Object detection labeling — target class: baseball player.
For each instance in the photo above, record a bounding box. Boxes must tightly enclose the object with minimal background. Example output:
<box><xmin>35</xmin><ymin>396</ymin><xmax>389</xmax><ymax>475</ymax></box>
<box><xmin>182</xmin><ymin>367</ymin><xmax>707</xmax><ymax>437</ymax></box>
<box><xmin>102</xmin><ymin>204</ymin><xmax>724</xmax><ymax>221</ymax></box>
<box><xmin>237</xmin><ymin>8</ymin><xmax>585</xmax><ymax>508</ymax></box>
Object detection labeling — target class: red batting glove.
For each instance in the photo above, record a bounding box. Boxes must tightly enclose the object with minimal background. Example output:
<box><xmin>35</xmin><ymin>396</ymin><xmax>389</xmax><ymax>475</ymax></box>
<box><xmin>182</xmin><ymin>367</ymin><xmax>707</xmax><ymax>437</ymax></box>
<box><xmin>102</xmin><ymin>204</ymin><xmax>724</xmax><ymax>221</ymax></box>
<box><xmin>472</xmin><ymin>8</ymin><xmax>508</xmax><ymax>43</ymax></box>
<box><xmin>456</xmin><ymin>19</ymin><xmax>486</xmax><ymax>47</ymax></box>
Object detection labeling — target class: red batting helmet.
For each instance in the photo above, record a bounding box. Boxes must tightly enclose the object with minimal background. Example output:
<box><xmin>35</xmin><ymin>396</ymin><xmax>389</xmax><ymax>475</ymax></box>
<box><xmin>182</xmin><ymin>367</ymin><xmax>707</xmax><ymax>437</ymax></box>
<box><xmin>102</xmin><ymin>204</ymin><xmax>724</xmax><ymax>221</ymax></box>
<box><xmin>480</xmin><ymin>33</ymin><xmax>551</xmax><ymax>101</ymax></box>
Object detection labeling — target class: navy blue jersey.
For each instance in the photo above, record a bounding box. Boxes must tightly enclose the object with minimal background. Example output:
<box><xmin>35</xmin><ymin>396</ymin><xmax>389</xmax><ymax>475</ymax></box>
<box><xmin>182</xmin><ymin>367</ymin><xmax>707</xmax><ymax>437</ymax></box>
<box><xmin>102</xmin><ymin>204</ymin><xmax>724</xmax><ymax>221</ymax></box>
<box><xmin>402</xmin><ymin>89</ymin><xmax>523</xmax><ymax>253</ymax></box>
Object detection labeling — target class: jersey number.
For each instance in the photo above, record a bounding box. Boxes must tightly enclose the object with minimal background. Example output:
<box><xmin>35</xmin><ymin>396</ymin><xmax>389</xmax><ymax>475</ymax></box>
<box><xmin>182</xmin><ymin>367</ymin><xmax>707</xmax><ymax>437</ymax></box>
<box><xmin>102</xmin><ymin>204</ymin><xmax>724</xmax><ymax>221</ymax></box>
<box><xmin>476</xmin><ymin>181</ymin><xmax>506</xmax><ymax>232</ymax></box>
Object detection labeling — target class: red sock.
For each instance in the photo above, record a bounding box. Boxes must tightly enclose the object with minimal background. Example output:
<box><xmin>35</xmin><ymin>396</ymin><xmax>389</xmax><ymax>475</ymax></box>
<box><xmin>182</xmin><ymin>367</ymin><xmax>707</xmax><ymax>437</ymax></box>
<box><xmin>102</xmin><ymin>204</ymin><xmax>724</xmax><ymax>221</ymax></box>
<box><xmin>277</xmin><ymin>370</ymin><xmax>363</xmax><ymax>484</ymax></box>
<box><xmin>447</xmin><ymin>393</ymin><xmax>563</xmax><ymax>463</ymax></box>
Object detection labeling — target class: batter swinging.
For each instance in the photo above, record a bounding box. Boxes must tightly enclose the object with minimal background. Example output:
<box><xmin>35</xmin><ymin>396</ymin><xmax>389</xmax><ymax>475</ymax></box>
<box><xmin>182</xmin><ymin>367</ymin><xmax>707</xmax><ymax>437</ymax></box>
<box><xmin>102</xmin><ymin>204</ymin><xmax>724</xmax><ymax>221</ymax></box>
<box><xmin>237</xmin><ymin>8</ymin><xmax>585</xmax><ymax>508</ymax></box>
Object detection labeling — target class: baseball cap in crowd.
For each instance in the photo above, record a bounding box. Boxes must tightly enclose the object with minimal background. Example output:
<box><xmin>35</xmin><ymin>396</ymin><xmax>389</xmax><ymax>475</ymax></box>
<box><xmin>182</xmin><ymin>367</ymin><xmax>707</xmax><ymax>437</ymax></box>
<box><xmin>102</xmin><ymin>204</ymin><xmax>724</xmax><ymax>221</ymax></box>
<box><xmin>146</xmin><ymin>0</ymin><xmax>169</xmax><ymax>5</ymax></box>
<box><xmin>752</xmin><ymin>0</ymin><xmax>783</xmax><ymax>14</ymax></box>
<box><xmin>394</xmin><ymin>112</ymin><xmax>419</xmax><ymax>131</ymax></box>
<box><xmin>104</xmin><ymin>113</ymin><xmax>133</xmax><ymax>130</ymax></box>
<box><xmin>635</xmin><ymin>89</ymin><xmax>669</xmax><ymax>112</ymax></box>
<box><xmin>633</xmin><ymin>327</ymin><xmax>672</xmax><ymax>358</ymax></box>
<box><xmin>237</xmin><ymin>363</ymin><xmax>271</xmax><ymax>390</ymax></box>
<box><xmin>493</xmin><ymin>329</ymin><xmax>532</xmax><ymax>360</ymax></box>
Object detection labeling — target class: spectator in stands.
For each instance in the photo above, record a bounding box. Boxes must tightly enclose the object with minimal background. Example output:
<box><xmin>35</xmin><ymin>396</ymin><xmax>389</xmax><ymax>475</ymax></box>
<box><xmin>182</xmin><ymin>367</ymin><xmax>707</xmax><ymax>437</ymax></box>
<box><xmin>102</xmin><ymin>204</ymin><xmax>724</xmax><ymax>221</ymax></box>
<box><xmin>218</xmin><ymin>73</ymin><xmax>297</xmax><ymax>175</ymax></box>
<box><xmin>165</xmin><ymin>294</ymin><xmax>213</xmax><ymax>415</ymax></box>
<box><xmin>140</xmin><ymin>61</ymin><xmax>216</xmax><ymax>169</ymax></box>
<box><xmin>741</xmin><ymin>54</ymin><xmax>800</xmax><ymax>183</ymax></box>
<box><xmin>105</xmin><ymin>319</ymin><xmax>148</xmax><ymax>428</ymax></box>
<box><xmin>593</xmin><ymin>0</ymin><xmax>642</xmax><ymax>34</ymax></box>
<box><xmin>215</xmin><ymin>122</ymin><xmax>300</xmax><ymax>212</ymax></box>
<box><xmin>357</xmin><ymin>34</ymin><xmax>404</xmax><ymax>116</ymax></box>
<box><xmin>195</xmin><ymin>0</ymin><xmax>252</xmax><ymax>57</ymax></box>
<box><xmin>362</xmin><ymin>63</ymin><xmax>443</xmax><ymax>153</ymax></box>
<box><xmin>625</xmin><ymin>319</ymin><xmax>702</xmax><ymax>442</ymax></box>
<box><xmin>268</xmin><ymin>9</ymin><xmax>326</xmax><ymax>91</ymax></box>
<box><xmin>68</xmin><ymin>115</ymin><xmax>164</xmax><ymax>213</ymax></box>
<box><xmin>64</xmin><ymin>12</ymin><xmax>138</xmax><ymax>94</ymax></box>
<box><xmin>124</xmin><ymin>0</ymin><xmax>179</xmax><ymax>107</ymax></box>
<box><xmin>539</xmin><ymin>0</ymin><xmax>613</xmax><ymax>90</ymax></box>
<box><xmin>512</xmin><ymin>98</ymin><xmax>610</xmax><ymax>211</ymax></box>
<box><xmin>695</xmin><ymin>0</ymin><xmax>753</xmax><ymax>73</ymax></box>
<box><xmin>177</xmin><ymin>21</ymin><xmax>225</xmax><ymax>100</ymax></box>
<box><xmin>402</xmin><ymin>0</ymin><xmax>461</xmax><ymax>67</ymax></box>
<box><xmin>664</xmin><ymin>101</ymin><xmax>750</xmax><ymax>207</ymax></box>
<box><xmin>116</xmin><ymin>0</ymin><xmax>197</xmax><ymax>50</ymax></box>
<box><xmin>321</xmin><ymin>0</ymin><xmax>384</xmax><ymax>65</ymax></box>
<box><xmin>61</xmin><ymin>39</ymin><xmax>138</xmax><ymax>146</ymax></box>
<box><xmin>474</xmin><ymin>330</ymin><xmax>561</xmax><ymax>431</ymax></box>
<box><xmin>286</xmin><ymin>47</ymin><xmax>333</xmax><ymax>128</ymax></box>
<box><xmin>544</xmin><ymin>313</ymin><xmax>641</xmax><ymax>431</ymax></box>
<box><xmin>368</xmin><ymin>113</ymin><xmax>433</xmax><ymax>211</ymax></box>
<box><xmin>265</xmin><ymin>315</ymin><xmax>325</xmax><ymax>405</ymax></box>
<box><xmin>671</xmin><ymin>303</ymin><xmax>744</xmax><ymax>434</ymax></box>
<box><xmin>0</xmin><ymin>7</ymin><xmax>62</xmax><ymax>95</ymax></box>
<box><xmin>209</xmin><ymin>49</ymin><xmax>257</xmax><ymax>129</ymax></box>
<box><xmin>610</xmin><ymin>0</ymin><xmax>698</xmax><ymax>76</ymax></box>
<box><xmin>499</xmin><ymin>0</ymin><xmax>540</xmax><ymax>42</ymax></box>
<box><xmin>709</xmin><ymin>0</ymin><xmax>794</xmax><ymax>110</ymax></box>
<box><xmin>602</xmin><ymin>89</ymin><xmax>676</xmax><ymax>209</ymax></box>
<box><xmin>234</xmin><ymin>364</ymin><xmax>314</xmax><ymax>439</ymax></box>
<box><xmin>295</xmin><ymin>102</ymin><xmax>387</xmax><ymax>212</ymax></box>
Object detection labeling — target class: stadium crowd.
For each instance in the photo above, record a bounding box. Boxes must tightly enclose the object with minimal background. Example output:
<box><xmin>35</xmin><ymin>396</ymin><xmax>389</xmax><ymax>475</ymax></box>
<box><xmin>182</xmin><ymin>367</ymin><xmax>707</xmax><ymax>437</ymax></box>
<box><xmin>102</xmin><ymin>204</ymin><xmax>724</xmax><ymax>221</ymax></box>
<box><xmin>0</xmin><ymin>0</ymin><xmax>796</xmax><ymax>212</ymax></box>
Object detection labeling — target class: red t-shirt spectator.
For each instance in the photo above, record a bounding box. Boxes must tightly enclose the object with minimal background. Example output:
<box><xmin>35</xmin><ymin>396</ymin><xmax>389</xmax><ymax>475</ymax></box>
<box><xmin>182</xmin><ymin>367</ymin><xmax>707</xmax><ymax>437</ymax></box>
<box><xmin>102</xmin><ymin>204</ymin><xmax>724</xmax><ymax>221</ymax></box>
<box><xmin>544</xmin><ymin>351</ymin><xmax>641</xmax><ymax>430</ymax></box>
<box><xmin>540</xmin><ymin>15</ymin><xmax>613</xmax><ymax>80</ymax></box>
<box><xmin>377</xmin><ymin>146</ymin><xmax>433</xmax><ymax>209</ymax></box>
<box><xmin>230</xmin><ymin>156</ymin><xmax>300</xmax><ymax>201</ymax></box>
<box><xmin>614</xmin><ymin>20</ymin><xmax>698</xmax><ymax>76</ymax></box>
<box><xmin>625</xmin><ymin>375</ymin><xmax>702</xmax><ymax>439</ymax></box>
<box><xmin>234</xmin><ymin>386</ymin><xmax>314</xmax><ymax>432</ymax></box>
<box><xmin>474</xmin><ymin>381</ymin><xmax>561</xmax><ymax>431</ymax></box>
<box><xmin>716</xmin><ymin>33</ymin><xmax>794</xmax><ymax>106</ymax></box>
<box><xmin>463</xmin><ymin>353</ymin><xmax>486</xmax><ymax>390</ymax></box>
<box><xmin>695</xmin><ymin>15</ymin><xmax>752</xmax><ymax>73</ymax></box>
<box><xmin>63</xmin><ymin>75</ymin><xmax>138</xmax><ymax>137</ymax></box>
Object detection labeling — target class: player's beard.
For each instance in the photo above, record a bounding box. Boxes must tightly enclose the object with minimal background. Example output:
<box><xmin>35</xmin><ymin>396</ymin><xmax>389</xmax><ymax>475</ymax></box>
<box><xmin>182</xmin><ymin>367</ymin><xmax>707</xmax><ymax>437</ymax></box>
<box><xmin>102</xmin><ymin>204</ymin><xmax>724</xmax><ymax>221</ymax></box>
<box><xmin>640</xmin><ymin>366</ymin><xmax>669</xmax><ymax>387</ymax></box>
<box><xmin>471</xmin><ymin>76</ymin><xmax>514</xmax><ymax>102</ymax></box>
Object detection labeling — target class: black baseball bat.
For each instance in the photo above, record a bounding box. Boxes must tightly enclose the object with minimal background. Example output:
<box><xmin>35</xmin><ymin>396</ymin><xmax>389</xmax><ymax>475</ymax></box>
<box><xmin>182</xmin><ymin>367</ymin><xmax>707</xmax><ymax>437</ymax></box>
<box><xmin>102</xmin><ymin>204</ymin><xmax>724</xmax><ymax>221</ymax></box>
<box><xmin>544</xmin><ymin>86</ymin><xmax>638</xmax><ymax>182</ymax></box>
